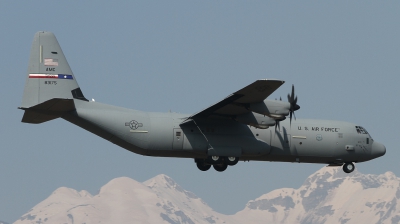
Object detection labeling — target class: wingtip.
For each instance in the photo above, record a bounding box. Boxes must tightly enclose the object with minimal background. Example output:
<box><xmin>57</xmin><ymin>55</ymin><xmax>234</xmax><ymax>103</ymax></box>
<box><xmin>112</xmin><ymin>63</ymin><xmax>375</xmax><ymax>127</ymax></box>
<box><xmin>257</xmin><ymin>79</ymin><xmax>285</xmax><ymax>83</ymax></box>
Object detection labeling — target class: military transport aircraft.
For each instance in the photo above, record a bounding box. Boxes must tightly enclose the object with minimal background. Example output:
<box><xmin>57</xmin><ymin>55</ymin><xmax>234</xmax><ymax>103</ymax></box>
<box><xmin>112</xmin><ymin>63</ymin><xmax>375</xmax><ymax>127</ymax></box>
<box><xmin>20</xmin><ymin>32</ymin><xmax>386</xmax><ymax>173</ymax></box>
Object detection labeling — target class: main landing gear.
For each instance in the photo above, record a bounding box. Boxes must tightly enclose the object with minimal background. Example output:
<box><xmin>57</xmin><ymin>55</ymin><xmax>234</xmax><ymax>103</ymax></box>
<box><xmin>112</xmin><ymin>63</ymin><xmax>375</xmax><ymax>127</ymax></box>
<box><xmin>195</xmin><ymin>156</ymin><xmax>239</xmax><ymax>172</ymax></box>
<box><xmin>342</xmin><ymin>162</ymin><xmax>355</xmax><ymax>173</ymax></box>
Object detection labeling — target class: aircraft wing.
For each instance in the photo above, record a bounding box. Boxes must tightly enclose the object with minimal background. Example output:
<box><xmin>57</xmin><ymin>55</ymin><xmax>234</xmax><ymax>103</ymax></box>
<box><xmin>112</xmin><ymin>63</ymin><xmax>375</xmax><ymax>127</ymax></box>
<box><xmin>188</xmin><ymin>79</ymin><xmax>285</xmax><ymax>119</ymax></box>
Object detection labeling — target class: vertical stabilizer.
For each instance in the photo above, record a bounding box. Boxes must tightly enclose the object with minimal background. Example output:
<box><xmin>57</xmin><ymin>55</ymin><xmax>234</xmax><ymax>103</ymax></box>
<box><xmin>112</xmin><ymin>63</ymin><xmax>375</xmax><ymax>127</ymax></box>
<box><xmin>21</xmin><ymin>31</ymin><xmax>87</xmax><ymax>109</ymax></box>
<box><xmin>20</xmin><ymin>31</ymin><xmax>87</xmax><ymax>123</ymax></box>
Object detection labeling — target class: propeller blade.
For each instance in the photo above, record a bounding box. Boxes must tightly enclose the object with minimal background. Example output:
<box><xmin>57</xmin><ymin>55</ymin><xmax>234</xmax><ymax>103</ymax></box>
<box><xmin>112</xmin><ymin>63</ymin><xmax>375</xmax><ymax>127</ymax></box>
<box><xmin>291</xmin><ymin>85</ymin><xmax>295</xmax><ymax>101</ymax></box>
<box><xmin>275</xmin><ymin>120</ymin><xmax>280</xmax><ymax>132</ymax></box>
<box><xmin>287</xmin><ymin>84</ymin><xmax>299</xmax><ymax>127</ymax></box>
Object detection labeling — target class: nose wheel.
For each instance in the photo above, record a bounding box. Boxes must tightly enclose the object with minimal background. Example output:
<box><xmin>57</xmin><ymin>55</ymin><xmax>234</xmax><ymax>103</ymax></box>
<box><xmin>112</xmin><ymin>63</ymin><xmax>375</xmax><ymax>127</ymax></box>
<box><xmin>343</xmin><ymin>162</ymin><xmax>355</xmax><ymax>173</ymax></box>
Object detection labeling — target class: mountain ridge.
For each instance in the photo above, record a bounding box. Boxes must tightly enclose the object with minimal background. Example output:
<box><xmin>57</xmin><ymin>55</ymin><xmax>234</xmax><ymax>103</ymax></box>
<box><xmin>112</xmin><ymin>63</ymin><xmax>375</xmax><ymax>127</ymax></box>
<box><xmin>14</xmin><ymin>167</ymin><xmax>400</xmax><ymax>224</ymax></box>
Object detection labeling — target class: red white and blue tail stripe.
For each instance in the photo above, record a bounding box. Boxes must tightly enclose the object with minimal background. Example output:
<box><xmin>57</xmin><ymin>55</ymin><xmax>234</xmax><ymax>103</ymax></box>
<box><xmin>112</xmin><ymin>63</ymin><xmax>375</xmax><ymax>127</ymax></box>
<box><xmin>29</xmin><ymin>74</ymin><xmax>73</xmax><ymax>79</ymax></box>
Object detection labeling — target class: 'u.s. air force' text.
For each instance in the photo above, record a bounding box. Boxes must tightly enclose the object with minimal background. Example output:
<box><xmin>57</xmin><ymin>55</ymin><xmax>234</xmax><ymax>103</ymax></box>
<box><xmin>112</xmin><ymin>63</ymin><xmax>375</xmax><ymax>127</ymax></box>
<box><xmin>298</xmin><ymin>126</ymin><xmax>340</xmax><ymax>132</ymax></box>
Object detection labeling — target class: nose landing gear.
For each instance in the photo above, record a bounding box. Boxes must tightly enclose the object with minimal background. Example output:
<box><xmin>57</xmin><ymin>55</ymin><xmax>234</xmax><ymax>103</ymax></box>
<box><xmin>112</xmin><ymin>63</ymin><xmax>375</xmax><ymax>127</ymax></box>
<box><xmin>343</xmin><ymin>162</ymin><xmax>355</xmax><ymax>173</ymax></box>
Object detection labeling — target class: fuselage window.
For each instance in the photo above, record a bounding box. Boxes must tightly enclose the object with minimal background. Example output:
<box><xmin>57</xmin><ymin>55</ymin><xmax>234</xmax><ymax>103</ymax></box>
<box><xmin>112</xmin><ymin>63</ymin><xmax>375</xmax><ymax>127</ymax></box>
<box><xmin>366</xmin><ymin>138</ymin><xmax>369</xmax><ymax>144</ymax></box>
<box><xmin>176</xmin><ymin>132</ymin><xmax>181</xmax><ymax>137</ymax></box>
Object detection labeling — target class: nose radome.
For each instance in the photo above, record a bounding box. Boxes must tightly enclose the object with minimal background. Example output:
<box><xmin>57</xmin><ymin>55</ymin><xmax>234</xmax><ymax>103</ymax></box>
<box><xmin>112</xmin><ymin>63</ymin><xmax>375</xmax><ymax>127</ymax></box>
<box><xmin>372</xmin><ymin>141</ymin><xmax>386</xmax><ymax>158</ymax></box>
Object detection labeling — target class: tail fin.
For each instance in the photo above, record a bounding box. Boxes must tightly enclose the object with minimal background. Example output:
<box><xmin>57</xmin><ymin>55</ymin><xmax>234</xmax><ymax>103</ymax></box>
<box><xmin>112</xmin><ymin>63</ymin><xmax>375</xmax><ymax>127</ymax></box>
<box><xmin>20</xmin><ymin>31</ymin><xmax>88</xmax><ymax>123</ymax></box>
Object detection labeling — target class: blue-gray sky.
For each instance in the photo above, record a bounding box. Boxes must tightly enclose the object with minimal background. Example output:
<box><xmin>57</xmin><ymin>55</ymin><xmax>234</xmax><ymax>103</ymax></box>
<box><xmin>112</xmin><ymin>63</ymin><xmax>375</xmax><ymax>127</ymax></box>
<box><xmin>1</xmin><ymin>1</ymin><xmax>399</xmax><ymax>222</ymax></box>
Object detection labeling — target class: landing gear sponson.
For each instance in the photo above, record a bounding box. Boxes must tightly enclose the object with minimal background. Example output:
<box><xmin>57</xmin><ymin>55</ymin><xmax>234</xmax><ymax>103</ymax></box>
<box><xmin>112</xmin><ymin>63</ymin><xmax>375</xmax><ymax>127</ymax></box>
<box><xmin>195</xmin><ymin>156</ymin><xmax>239</xmax><ymax>172</ymax></box>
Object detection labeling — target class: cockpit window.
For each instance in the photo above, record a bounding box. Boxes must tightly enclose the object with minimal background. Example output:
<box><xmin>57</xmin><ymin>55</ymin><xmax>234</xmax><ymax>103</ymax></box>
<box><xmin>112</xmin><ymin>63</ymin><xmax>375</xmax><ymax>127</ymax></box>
<box><xmin>355</xmin><ymin>126</ymin><xmax>369</xmax><ymax>134</ymax></box>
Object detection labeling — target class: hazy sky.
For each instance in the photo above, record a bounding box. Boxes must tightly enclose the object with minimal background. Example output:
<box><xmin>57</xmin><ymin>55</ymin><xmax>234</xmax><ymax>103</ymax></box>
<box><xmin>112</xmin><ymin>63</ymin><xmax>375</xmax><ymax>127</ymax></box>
<box><xmin>1</xmin><ymin>1</ymin><xmax>400</xmax><ymax>222</ymax></box>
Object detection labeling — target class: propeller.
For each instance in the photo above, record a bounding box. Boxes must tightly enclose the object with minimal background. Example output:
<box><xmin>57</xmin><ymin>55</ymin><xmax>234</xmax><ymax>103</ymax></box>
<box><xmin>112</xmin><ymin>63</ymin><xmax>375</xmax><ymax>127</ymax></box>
<box><xmin>274</xmin><ymin>117</ymin><xmax>286</xmax><ymax>132</ymax></box>
<box><xmin>275</xmin><ymin>120</ymin><xmax>280</xmax><ymax>132</ymax></box>
<box><xmin>287</xmin><ymin>85</ymin><xmax>300</xmax><ymax>126</ymax></box>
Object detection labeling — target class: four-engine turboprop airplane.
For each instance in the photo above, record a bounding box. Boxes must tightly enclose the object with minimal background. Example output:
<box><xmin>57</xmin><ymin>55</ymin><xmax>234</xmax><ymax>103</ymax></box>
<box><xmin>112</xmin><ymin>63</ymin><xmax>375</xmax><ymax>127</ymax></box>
<box><xmin>20</xmin><ymin>32</ymin><xmax>386</xmax><ymax>173</ymax></box>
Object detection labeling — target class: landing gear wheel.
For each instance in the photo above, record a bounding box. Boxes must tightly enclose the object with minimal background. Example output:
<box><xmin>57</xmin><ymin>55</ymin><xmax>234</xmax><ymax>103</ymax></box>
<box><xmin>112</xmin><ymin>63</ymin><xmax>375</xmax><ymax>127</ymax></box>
<box><xmin>196</xmin><ymin>161</ymin><xmax>211</xmax><ymax>171</ymax></box>
<box><xmin>343</xmin><ymin>162</ymin><xmax>355</xmax><ymax>173</ymax></box>
<box><xmin>207</xmin><ymin>156</ymin><xmax>222</xmax><ymax>165</ymax></box>
<box><xmin>225</xmin><ymin>156</ymin><xmax>239</xmax><ymax>166</ymax></box>
<box><xmin>213</xmin><ymin>163</ymin><xmax>228</xmax><ymax>172</ymax></box>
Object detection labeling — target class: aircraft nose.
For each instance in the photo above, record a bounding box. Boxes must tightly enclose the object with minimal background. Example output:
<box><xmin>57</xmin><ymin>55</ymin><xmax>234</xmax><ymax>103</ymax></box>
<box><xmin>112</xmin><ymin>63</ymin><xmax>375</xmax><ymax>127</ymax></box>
<box><xmin>371</xmin><ymin>141</ymin><xmax>386</xmax><ymax>158</ymax></box>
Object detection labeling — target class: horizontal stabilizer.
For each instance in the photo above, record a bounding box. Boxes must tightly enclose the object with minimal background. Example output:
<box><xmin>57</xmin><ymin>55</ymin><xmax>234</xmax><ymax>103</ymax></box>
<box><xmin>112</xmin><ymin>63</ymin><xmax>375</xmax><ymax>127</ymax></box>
<box><xmin>20</xmin><ymin>98</ymin><xmax>75</xmax><ymax>124</ymax></box>
<box><xmin>21</xmin><ymin>111</ymin><xmax>59</xmax><ymax>124</ymax></box>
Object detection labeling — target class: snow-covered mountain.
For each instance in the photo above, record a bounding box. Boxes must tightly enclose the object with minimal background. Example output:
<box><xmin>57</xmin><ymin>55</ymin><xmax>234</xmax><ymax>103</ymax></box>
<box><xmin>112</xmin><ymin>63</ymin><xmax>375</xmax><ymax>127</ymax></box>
<box><xmin>14</xmin><ymin>175</ymin><xmax>228</xmax><ymax>224</ymax></box>
<box><xmin>234</xmin><ymin>167</ymin><xmax>400</xmax><ymax>224</ymax></box>
<box><xmin>14</xmin><ymin>167</ymin><xmax>400</xmax><ymax>224</ymax></box>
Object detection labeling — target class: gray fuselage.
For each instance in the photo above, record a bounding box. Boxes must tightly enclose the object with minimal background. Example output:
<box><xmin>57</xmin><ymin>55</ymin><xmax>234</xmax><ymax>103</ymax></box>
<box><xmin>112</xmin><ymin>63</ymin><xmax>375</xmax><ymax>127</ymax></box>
<box><xmin>62</xmin><ymin>100</ymin><xmax>385</xmax><ymax>165</ymax></box>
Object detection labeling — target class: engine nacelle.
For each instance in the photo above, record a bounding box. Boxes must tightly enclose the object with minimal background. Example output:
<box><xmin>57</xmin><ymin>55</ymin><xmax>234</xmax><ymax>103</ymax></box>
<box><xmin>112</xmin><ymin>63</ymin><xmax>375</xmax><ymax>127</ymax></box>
<box><xmin>235</xmin><ymin>112</ymin><xmax>276</xmax><ymax>129</ymax></box>
<box><xmin>247</xmin><ymin>99</ymin><xmax>290</xmax><ymax>118</ymax></box>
